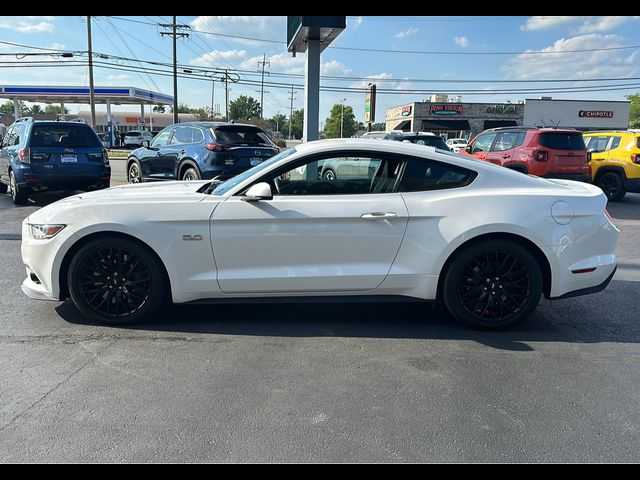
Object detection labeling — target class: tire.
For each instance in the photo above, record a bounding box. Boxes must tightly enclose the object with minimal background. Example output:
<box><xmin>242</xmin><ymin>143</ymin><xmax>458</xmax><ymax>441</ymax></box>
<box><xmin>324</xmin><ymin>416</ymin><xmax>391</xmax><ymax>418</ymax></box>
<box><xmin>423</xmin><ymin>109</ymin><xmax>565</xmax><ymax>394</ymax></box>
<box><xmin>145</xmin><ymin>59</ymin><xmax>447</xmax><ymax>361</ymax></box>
<box><xmin>442</xmin><ymin>239</ymin><xmax>542</xmax><ymax>330</ymax></box>
<box><xmin>181</xmin><ymin>166</ymin><xmax>201</xmax><ymax>181</ymax></box>
<box><xmin>127</xmin><ymin>159</ymin><xmax>142</xmax><ymax>184</ymax></box>
<box><xmin>9</xmin><ymin>171</ymin><xmax>28</xmax><ymax>205</ymax></box>
<box><xmin>597</xmin><ymin>172</ymin><xmax>626</xmax><ymax>202</ymax></box>
<box><xmin>322</xmin><ymin>169</ymin><xmax>336</xmax><ymax>180</ymax></box>
<box><xmin>67</xmin><ymin>236</ymin><xmax>168</xmax><ymax>325</ymax></box>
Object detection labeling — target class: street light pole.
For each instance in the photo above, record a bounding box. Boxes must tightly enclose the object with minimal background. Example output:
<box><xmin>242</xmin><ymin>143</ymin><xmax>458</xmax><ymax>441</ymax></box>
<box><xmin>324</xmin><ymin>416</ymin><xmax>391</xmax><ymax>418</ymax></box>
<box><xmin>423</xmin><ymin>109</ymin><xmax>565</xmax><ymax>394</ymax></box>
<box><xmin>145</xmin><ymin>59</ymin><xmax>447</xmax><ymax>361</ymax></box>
<box><xmin>340</xmin><ymin>98</ymin><xmax>346</xmax><ymax>138</ymax></box>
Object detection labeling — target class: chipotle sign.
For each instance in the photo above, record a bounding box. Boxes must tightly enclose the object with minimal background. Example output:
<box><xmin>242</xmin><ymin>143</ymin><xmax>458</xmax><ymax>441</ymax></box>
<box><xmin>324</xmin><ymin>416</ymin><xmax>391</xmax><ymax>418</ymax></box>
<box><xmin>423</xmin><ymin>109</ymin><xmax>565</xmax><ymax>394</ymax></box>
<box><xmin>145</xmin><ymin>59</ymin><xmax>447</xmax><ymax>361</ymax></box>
<box><xmin>579</xmin><ymin>110</ymin><xmax>614</xmax><ymax>118</ymax></box>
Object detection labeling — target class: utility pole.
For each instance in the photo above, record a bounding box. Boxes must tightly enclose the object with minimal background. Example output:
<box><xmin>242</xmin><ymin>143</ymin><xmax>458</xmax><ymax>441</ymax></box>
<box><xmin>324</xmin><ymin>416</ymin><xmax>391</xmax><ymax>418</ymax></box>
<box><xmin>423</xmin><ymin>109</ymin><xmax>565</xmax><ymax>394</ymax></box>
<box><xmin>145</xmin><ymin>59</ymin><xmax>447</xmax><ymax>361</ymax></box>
<box><xmin>160</xmin><ymin>17</ymin><xmax>190</xmax><ymax>124</ymax></box>
<box><xmin>218</xmin><ymin>69</ymin><xmax>239</xmax><ymax>122</ymax></box>
<box><xmin>288</xmin><ymin>85</ymin><xmax>296</xmax><ymax>140</ymax></box>
<box><xmin>258</xmin><ymin>54</ymin><xmax>270</xmax><ymax>119</ymax></box>
<box><xmin>86</xmin><ymin>16</ymin><xmax>96</xmax><ymax>129</ymax></box>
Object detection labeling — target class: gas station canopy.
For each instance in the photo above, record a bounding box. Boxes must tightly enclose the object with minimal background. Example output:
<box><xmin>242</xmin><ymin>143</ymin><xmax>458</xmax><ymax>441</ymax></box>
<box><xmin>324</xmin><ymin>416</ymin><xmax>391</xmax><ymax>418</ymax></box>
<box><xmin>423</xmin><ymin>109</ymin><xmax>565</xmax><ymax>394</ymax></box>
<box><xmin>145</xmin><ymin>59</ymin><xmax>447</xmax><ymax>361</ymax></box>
<box><xmin>0</xmin><ymin>85</ymin><xmax>173</xmax><ymax>105</ymax></box>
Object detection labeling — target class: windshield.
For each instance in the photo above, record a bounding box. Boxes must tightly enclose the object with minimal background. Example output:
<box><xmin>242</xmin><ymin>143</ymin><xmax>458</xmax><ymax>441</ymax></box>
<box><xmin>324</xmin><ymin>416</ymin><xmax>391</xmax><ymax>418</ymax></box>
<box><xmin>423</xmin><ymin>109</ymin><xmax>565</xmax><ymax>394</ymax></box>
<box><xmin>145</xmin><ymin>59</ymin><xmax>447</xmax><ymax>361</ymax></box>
<box><xmin>212</xmin><ymin>147</ymin><xmax>297</xmax><ymax>195</ymax></box>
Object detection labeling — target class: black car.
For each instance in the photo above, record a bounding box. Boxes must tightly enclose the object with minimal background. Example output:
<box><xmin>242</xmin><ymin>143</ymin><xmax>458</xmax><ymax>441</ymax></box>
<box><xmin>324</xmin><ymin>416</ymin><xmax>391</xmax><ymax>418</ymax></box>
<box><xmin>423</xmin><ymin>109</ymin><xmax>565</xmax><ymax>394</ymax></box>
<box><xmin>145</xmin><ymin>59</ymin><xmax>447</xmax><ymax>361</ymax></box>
<box><xmin>390</xmin><ymin>132</ymin><xmax>450</xmax><ymax>150</ymax></box>
<box><xmin>0</xmin><ymin>118</ymin><xmax>110</xmax><ymax>205</ymax></box>
<box><xmin>126</xmin><ymin>122</ymin><xmax>280</xmax><ymax>183</ymax></box>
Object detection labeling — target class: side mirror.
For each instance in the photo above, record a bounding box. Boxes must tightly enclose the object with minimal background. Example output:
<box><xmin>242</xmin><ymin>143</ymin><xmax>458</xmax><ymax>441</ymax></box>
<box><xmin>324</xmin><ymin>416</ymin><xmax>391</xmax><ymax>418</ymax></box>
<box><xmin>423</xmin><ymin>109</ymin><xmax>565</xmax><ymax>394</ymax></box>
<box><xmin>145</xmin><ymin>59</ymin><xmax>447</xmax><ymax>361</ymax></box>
<box><xmin>241</xmin><ymin>182</ymin><xmax>273</xmax><ymax>202</ymax></box>
<box><xmin>142</xmin><ymin>140</ymin><xmax>151</xmax><ymax>149</ymax></box>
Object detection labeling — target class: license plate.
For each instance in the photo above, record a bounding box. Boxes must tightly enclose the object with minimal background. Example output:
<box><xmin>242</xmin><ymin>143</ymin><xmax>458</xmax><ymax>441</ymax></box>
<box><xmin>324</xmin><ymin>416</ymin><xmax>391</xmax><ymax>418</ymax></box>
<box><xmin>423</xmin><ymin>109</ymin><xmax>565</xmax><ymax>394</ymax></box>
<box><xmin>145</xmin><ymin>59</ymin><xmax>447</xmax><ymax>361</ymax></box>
<box><xmin>250</xmin><ymin>157</ymin><xmax>262</xmax><ymax>166</ymax></box>
<box><xmin>224</xmin><ymin>159</ymin><xmax>234</xmax><ymax>165</ymax></box>
<box><xmin>60</xmin><ymin>155</ymin><xmax>77</xmax><ymax>163</ymax></box>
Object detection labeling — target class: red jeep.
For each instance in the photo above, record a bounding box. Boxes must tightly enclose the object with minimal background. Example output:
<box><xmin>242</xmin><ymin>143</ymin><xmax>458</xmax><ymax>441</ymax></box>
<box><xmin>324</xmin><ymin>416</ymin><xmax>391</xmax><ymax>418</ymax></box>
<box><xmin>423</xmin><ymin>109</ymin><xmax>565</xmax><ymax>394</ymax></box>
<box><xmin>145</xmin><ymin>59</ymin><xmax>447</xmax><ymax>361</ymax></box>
<box><xmin>461</xmin><ymin>127</ymin><xmax>591</xmax><ymax>182</ymax></box>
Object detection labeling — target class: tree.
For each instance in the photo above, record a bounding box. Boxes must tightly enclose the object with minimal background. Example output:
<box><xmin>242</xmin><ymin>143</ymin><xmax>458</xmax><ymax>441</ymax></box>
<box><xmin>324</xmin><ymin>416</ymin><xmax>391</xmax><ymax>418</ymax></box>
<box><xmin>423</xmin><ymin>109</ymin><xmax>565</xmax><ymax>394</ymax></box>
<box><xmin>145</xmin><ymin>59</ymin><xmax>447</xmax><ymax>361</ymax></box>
<box><xmin>228</xmin><ymin>95</ymin><xmax>261</xmax><ymax>121</ymax></box>
<box><xmin>323</xmin><ymin>103</ymin><xmax>358</xmax><ymax>139</ymax></box>
<box><xmin>0</xmin><ymin>100</ymin><xmax>28</xmax><ymax>114</ymax></box>
<box><xmin>628</xmin><ymin>93</ymin><xmax>640</xmax><ymax>128</ymax></box>
<box><xmin>28</xmin><ymin>104</ymin><xmax>44</xmax><ymax>115</ymax></box>
<box><xmin>271</xmin><ymin>113</ymin><xmax>287</xmax><ymax>133</ymax></box>
<box><xmin>153</xmin><ymin>105</ymin><xmax>166</xmax><ymax>113</ymax></box>
<box><xmin>371</xmin><ymin>122</ymin><xmax>386</xmax><ymax>131</ymax></box>
<box><xmin>44</xmin><ymin>105</ymin><xmax>69</xmax><ymax>114</ymax></box>
<box><xmin>284</xmin><ymin>109</ymin><xmax>304</xmax><ymax>139</ymax></box>
<box><xmin>170</xmin><ymin>103</ymin><xmax>193</xmax><ymax>114</ymax></box>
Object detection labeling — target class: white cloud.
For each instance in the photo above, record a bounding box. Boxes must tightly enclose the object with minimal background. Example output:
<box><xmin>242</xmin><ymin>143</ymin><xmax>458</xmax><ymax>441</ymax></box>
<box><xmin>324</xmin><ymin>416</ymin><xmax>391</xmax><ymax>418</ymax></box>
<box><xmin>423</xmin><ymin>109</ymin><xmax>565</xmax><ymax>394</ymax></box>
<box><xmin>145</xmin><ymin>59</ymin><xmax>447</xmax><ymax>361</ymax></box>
<box><xmin>235</xmin><ymin>52</ymin><xmax>351</xmax><ymax>76</ymax></box>
<box><xmin>521</xmin><ymin>16</ymin><xmax>583</xmax><ymax>31</ymax></box>
<box><xmin>395</xmin><ymin>27</ymin><xmax>418</xmax><ymax>39</ymax></box>
<box><xmin>521</xmin><ymin>16</ymin><xmax>640</xmax><ymax>33</ymax></box>
<box><xmin>501</xmin><ymin>34</ymin><xmax>638</xmax><ymax>80</ymax></box>
<box><xmin>107</xmin><ymin>74</ymin><xmax>129</xmax><ymax>81</ymax></box>
<box><xmin>0</xmin><ymin>16</ymin><xmax>55</xmax><ymax>33</ymax></box>
<box><xmin>190</xmin><ymin>16</ymin><xmax>283</xmax><ymax>46</ymax></box>
<box><xmin>453</xmin><ymin>36</ymin><xmax>469</xmax><ymax>48</ymax></box>
<box><xmin>578</xmin><ymin>16</ymin><xmax>640</xmax><ymax>33</ymax></box>
<box><xmin>190</xmin><ymin>50</ymin><xmax>247</xmax><ymax>67</ymax></box>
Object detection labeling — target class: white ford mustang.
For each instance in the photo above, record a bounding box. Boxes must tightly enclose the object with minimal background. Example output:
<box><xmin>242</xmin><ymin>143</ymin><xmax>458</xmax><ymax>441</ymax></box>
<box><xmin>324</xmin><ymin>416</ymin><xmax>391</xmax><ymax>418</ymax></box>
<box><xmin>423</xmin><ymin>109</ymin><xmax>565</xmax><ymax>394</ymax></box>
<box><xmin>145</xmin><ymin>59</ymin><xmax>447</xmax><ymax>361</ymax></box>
<box><xmin>21</xmin><ymin>139</ymin><xmax>619</xmax><ymax>329</ymax></box>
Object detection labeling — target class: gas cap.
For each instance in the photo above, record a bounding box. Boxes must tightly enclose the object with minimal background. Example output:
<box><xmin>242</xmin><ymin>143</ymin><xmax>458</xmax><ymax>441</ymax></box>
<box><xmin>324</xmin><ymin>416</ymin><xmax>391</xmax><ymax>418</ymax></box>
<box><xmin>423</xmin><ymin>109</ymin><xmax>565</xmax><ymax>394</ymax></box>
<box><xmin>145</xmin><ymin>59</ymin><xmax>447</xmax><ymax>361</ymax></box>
<box><xmin>551</xmin><ymin>201</ymin><xmax>574</xmax><ymax>225</ymax></box>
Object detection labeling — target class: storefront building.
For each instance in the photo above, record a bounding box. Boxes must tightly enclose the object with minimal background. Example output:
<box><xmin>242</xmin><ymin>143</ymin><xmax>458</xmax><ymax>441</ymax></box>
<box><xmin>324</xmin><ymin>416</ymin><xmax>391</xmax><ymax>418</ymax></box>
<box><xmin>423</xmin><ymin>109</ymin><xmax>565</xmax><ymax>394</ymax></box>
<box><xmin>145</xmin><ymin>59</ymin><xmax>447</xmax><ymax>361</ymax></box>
<box><xmin>386</xmin><ymin>98</ymin><xmax>631</xmax><ymax>140</ymax></box>
<box><xmin>386</xmin><ymin>100</ymin><xmax>525</xmax><ymax>140</ymax></box>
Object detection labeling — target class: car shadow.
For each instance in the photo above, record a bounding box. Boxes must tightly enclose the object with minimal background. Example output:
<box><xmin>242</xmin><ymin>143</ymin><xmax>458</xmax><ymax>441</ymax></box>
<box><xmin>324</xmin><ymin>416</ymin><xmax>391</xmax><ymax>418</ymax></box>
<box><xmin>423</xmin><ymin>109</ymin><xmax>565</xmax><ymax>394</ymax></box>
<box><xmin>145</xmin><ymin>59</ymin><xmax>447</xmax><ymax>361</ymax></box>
<box><xmin>607</xmin><ymin>193</ymin><xmax>640</xmax><ymax>221</ymax></box>
<box><xmin>55</xmin><ymin>278</ymin><xmax>640</xmax><ymax>351</ymax></box>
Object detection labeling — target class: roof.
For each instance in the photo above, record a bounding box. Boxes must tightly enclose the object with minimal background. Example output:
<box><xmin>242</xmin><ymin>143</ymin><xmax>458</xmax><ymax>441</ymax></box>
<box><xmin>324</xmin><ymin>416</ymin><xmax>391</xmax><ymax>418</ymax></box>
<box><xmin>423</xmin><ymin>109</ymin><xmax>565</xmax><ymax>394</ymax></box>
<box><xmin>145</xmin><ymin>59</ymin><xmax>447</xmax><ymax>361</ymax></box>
<box><xmin>0</xmin><ymin>85</ymin><xmax>173</xmax><ymax>105</ymax></box>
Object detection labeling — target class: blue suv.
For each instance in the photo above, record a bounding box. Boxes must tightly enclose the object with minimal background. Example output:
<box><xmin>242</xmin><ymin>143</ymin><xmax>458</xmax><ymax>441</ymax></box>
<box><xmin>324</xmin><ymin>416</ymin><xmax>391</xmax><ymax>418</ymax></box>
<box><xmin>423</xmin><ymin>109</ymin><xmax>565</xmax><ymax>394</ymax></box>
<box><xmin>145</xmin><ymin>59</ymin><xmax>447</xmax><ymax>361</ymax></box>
<box><xmin>126</xmin><ymin>122</ymin><xmax>279</xmax><ymax>183</ymax></box>
<box><xmin>0</xmin><ymin>118</ymin><xmax>111</xmax><ymax>205</ymax></box>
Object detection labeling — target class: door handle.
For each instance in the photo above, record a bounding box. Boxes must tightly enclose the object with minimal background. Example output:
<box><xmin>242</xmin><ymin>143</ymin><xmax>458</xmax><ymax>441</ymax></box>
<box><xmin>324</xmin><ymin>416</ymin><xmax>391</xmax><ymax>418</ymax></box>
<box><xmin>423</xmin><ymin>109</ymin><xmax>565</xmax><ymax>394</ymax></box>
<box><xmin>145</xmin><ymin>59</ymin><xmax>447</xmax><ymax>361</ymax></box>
<box><xmin>502</xmin><ymin>154</ymin><xmax>510</xmax><ymax>159</ymax></box>
<box><xmin>361</xmin><ymin>212</ymin><xmax>398</xmax><ymax>220</ymax></box>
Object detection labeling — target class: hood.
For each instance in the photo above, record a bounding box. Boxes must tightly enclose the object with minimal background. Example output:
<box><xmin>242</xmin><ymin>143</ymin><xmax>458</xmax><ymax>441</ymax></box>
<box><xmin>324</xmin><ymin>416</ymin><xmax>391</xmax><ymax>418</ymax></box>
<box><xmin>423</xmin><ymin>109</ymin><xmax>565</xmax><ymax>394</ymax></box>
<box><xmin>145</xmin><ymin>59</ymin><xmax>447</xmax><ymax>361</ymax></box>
<box><xmin>28</xmin><ymin>181</ymin><xmax>212</xmax><ymax>224</ymax></box>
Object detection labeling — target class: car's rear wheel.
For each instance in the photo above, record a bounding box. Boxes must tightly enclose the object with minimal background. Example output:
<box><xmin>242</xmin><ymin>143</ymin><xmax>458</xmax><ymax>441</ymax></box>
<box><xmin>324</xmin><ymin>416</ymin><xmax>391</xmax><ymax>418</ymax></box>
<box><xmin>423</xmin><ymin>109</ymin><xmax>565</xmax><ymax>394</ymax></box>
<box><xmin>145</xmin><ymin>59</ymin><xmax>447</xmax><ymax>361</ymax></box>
<box><xmin>181</xmin><ymin>167</ymin><xmax>200</xmax><ymax>181</ymax></box>
<box><xmin>597</xmin><ymin>172</ymin><xmax>626</xmax><ymax>202</ymax></box>
<box><xmin>322</xmin><ymin>169</ymin><xmax>336</xmax><ymax>180</ymax></box>
<box><xmin>127</xmin><ymin>159</ymin><xmax>142</xmax><ymax>184</ymax></box>
<box><xmin>9</xmin><ymin>171</ymin><xmax>28</xmax><ymax>205</ymax></box>
<box><xmin>442</xmin><ymin>240</ymin><xmax>542</xmax><ymax>329</ymax></box>
<box><xmin>67</xmin><ymin>236</ymin><xmax>167</xmax><ymax>324</ymax></box>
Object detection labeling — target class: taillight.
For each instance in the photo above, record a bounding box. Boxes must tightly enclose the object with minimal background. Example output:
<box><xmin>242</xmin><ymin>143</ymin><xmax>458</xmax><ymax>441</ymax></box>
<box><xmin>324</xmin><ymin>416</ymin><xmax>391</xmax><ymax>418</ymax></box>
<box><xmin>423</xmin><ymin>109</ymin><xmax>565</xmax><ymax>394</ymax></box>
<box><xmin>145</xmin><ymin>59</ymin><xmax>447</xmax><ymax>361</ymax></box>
<box><xmin>532</xmin><ymin>150</ymin><xmax>548</xmax><ymax>162</ymax></box>
<box><xmin>102</xmin><ymin>148</ymin><xmax>109</xmax><ymax>165</ymax></box>
<box><xmin>632</xmin><ymin>154</ymin><xmax>640</xmax><ymax>165</ymax></box>
<box><xmin>18</xmin><ymin>147</ymin><xmax>31</xmax><ymax>163</ymax></box>
<box><xmin>205</xmin><ymin>143</ymin><xmax>227</xmax><ymax>152</ymax></box>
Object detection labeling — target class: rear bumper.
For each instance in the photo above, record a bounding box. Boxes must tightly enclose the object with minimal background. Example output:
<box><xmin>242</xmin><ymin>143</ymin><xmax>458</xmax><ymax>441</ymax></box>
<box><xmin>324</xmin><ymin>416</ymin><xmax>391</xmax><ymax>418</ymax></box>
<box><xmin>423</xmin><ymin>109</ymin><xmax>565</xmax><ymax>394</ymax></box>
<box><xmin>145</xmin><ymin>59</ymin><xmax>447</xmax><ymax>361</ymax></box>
<box><xmin>17</xmin><ymin>169</ymin><xmax>111</xmax><ymax>190</ymax></box>
<box><xmin>551</xmin><ymin>266</ymin><xmax>616</xmax><ymax>300</ymax></box>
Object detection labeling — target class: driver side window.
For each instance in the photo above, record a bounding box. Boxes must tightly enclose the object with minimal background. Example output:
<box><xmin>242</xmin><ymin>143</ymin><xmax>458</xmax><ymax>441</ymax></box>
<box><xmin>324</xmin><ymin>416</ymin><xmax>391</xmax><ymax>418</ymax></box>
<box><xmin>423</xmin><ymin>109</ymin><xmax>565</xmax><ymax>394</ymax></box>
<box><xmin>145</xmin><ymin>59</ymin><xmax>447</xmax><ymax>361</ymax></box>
<box><xmin>261</xmin><ymin>154</ymin><xmax>400</xmax><ymax>196</ymax></box>
<box><xmin>472</xmin><ymin>133</ymin><xmax>496</xmax><ymax>154</ymax></box>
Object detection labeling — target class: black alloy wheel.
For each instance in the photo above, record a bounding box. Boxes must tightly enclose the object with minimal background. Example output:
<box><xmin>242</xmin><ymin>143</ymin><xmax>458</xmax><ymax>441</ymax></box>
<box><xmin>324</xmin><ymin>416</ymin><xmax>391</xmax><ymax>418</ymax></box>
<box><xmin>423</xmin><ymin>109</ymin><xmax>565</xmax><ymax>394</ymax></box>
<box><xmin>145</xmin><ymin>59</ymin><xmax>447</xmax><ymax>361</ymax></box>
<box><xmin>128</xmin><ymin>160</ymin><xmax>142</xmax><ymax>184</ymax></box>
<box><xmin>597</xmin><ymin>172</ymin><xmax>625</xmax><ymax>202</ymax></box>
<box><xmin>68</xmin><ymin>237</ymin><xmax>166</xmax><ymax>324</ymax></box>
<box><xmin>443</xmin><ymin>240</ymin><xmax>542</xmax><ymax>329</ymax></box>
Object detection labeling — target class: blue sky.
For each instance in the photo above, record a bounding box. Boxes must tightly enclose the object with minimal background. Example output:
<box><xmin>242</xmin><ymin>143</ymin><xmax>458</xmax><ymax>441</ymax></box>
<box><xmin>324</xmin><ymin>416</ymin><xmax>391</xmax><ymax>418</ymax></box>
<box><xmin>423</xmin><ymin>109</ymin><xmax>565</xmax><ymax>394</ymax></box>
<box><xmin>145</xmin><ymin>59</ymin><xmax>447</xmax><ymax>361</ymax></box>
<box><xmin>1</xmin><ymin>16</ymin><xmax>639</xmax><ymax>123</ymax></box>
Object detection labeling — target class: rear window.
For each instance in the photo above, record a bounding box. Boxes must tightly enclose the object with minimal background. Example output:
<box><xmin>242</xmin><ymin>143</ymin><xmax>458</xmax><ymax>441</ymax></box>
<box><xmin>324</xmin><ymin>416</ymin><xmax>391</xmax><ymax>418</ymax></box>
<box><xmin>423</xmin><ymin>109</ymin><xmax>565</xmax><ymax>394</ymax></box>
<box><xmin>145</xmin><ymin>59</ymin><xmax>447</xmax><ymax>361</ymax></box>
<box><xmin>399</xmin><ymin>136</ymin><xmax>450</xmax><ymax>150</ymax></box>
<box><xmin>539</xmin><ymin>133</ymin><xmax>585</xmax><ymax>150</ymax></box>
<box><xmin>30</xmin><ymin>124</ymin><xmax>101</xmax><ymax>148</ymax></box>
<box><xmin>125</xmin><ymin>131</ymin><xmax>141</xmax><ymax>137</ymax></box>
<box><xmin>213</xmin><ymin>126</ymin><xmax>273</xmax><ymax>147</ymax></box>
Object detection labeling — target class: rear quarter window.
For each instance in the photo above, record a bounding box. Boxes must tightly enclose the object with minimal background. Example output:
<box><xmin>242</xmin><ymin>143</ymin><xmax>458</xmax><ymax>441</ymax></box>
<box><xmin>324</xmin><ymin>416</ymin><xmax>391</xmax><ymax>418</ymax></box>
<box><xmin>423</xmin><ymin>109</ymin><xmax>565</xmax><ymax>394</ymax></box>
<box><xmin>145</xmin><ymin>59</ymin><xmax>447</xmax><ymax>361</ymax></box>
<box><xmin>398</xmin><ymin>157</ymin><xmax>476</xmax><ymax>192</ymax></box>
<box><xmin>539</xmin><ymin>133</ymin><xmax>585</xmax><ymax>150</ymax></box>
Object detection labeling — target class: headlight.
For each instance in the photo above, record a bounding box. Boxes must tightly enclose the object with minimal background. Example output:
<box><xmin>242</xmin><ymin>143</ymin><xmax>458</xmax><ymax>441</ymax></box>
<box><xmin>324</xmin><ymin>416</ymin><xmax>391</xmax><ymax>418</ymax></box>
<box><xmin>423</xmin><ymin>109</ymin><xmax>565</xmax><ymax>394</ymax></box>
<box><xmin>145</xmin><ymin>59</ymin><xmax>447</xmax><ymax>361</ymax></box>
<box><xmin>29</xmin><ymin>224</ymin><xmax>66</xmax><ymax>239</ymax></box>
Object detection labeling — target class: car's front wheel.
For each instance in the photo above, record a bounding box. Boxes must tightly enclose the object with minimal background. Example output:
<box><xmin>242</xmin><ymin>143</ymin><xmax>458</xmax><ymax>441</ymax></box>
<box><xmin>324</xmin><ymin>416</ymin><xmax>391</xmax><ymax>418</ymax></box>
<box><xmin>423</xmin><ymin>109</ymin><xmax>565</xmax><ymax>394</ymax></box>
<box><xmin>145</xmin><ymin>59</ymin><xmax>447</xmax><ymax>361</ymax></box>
<box><xmin>67</xmin><ymin>236</ymin><xmax>168</xmax><ymax>324</ymax></box>
<box><xmin>442</xmin><ymin>239</ymin><xmax>542</xmax><ymax>329</ymax></box>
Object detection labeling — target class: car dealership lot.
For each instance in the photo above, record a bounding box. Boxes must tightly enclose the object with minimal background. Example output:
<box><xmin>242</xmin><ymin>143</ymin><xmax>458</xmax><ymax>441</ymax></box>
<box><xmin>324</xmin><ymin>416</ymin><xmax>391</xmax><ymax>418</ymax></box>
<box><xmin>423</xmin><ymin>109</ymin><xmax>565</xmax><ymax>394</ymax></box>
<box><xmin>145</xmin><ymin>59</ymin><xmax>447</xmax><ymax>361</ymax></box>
<box><xmin>1</xmin><ymin>190</ymin><xmax>639</xmax><ymax>462</ymax></box>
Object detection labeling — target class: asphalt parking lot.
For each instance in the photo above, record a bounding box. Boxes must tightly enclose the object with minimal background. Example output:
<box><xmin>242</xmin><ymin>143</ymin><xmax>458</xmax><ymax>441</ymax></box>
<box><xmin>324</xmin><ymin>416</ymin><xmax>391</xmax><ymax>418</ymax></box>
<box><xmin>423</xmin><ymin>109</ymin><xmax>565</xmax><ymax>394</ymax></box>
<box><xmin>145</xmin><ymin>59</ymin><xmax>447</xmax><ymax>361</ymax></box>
<box><xmin>1</xmin><ymin>184</ymin><xmax>639</xmax><ymax>462</ymax></box>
